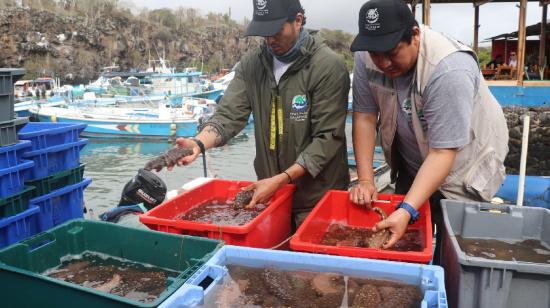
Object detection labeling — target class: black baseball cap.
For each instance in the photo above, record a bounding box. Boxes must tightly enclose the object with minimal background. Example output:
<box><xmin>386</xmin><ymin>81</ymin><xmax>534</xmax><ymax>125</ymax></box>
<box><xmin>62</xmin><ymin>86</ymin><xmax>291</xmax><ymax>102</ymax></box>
<box><xmin>246</xmin><ymin>0</ymin><xmax>303</xmax><ymax>37</ymax></box>
<box><xmin>351</xmin><ymin>0</ymin><xmax>416</xmax><ymax>52</ymax></box>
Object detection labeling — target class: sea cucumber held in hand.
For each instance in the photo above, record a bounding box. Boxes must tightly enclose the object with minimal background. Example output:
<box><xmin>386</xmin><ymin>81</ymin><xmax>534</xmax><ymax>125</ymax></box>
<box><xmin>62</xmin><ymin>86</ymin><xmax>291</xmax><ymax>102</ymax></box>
<box><xmin>144</xmin><ymin>147</ymin><xmax>194</xmax><ymax>171</ymax></box>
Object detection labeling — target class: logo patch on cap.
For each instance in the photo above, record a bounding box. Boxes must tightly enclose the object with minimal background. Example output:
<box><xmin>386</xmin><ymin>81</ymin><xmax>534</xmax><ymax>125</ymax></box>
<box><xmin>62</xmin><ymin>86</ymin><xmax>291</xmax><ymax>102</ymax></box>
<box><xmin>255</xmin><ymin>0</ymin><xmax>269</xmax><ymax>16</ymax></box>
<box><xmin>365</xmin><ymin>8</ymin><xmax>380</xmax><ymax>31</ymax></box>
<box><xmin>256</xmin><ymin>0</ymin><xmax>267</xmax><ymax>10</ymax></box>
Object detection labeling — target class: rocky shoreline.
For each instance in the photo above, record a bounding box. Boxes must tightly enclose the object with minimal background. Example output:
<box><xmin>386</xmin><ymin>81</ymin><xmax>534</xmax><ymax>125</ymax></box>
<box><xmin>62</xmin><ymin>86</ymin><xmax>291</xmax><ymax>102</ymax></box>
<box><xmin>503</xmin><ymin>106</ymin><xmax>550</xmax><ymax>176</ymax></box>
<box><xmin>0</xmin><ymin>6</ymin><xmax>257</xmax><ymax>83</ymax></box>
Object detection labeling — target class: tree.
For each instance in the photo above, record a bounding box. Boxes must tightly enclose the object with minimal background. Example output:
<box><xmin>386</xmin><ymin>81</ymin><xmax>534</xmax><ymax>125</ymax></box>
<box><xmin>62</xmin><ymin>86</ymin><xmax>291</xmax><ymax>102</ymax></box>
<box><xmin>0</xmin><ymin>0</ymin><xmax>17</xmax><ymax>8</ymax></box>
<box><xmin>477</xmin><ymin>47</ymin><xmax>492</xmax><ymax>68</ymax></box>
<box><xmin>149</xmin><ymin>8</ymin><xmax>176</xmax><ymax>28</ymax></box>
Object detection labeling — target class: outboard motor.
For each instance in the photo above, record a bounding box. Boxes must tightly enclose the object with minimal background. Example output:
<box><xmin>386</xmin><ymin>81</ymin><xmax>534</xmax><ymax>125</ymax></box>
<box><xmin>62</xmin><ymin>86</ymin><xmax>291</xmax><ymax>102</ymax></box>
<box><xmin>118</xmin><ymin>168</ymin><xmax>167</xmax><ymax>210</ymax></box>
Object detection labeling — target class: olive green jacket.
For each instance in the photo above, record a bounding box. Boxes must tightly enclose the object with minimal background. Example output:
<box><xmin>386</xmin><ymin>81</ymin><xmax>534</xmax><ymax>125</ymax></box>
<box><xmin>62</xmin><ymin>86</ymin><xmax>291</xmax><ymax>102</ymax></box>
<box><xmin>201</xmin><ymin>34</ymin><xmax>350</xmax><ymax>212</ymax></box>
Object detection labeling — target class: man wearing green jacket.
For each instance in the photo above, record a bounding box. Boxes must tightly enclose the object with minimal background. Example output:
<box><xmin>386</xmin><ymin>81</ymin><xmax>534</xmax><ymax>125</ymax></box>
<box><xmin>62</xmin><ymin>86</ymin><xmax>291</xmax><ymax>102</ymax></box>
<box><xmin>177</xmin><ymin>0</ymin><xmax>350</xmax><ymax>229</ymax></box>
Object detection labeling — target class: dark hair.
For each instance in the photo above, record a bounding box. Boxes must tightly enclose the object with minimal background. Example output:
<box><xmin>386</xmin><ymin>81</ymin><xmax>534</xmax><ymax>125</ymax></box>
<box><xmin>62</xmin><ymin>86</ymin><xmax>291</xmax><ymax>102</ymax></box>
<box><xmin>400</xmin><ymin>20</ymin><xmax>419</xmax><ymax>44</ymax></box>
<box><xmin>287</xmin><ymin>7</ymin><xmax>307</xmax><ymax>26</ymax></box>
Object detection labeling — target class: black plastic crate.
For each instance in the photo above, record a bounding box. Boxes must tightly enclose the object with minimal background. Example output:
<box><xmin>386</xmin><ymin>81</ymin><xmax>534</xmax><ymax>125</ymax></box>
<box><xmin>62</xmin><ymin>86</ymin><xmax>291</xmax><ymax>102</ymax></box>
<box><xmin>0</xmin><ymin>117</ymin><xmax>29</xmax><ymax>148</ymax></box>
<box><xmin>0</xmin><ymin>69</ymin><xmax>25</xmax><ymax>123</ymax></box>
<box><xmin>0</xmin><ymin>119</ymin><xmax>19</xmax><ymax>147</ymax></box>
<box><xmin>0</xmin><ymin>186</ymin><xmax>34</xmax><ymax>218</ymax></box>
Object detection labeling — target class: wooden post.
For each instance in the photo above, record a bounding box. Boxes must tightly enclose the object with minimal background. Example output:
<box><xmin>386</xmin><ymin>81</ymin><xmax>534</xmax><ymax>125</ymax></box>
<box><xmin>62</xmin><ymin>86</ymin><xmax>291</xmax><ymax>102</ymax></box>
<box><xmin>504</xmin><ymin>37</ymin><xmax>508</xmax><ymax>60</ymax></box>
<box><xmin>539</xmin><ymin>4</ymin><xmax>547</xmax><ymax>68</ymax></box>
<box><xmin>423</xmin><ymin>0</ymin><xmax>431</xmax><ymax>26</ymax></box>
<box><xmin>474</xmin><ymin>5</ymin><xmax>480</xmax><ymax>54</ymax></box>
<box><xmin>517</xmin><ymin>0</ymin><xmax>528</xmax><ymax>86</ymax></box>
<box><xmin>411</xmin><ymin>0</ymin><xmax>418</xmax><ymax>17</ymax></box>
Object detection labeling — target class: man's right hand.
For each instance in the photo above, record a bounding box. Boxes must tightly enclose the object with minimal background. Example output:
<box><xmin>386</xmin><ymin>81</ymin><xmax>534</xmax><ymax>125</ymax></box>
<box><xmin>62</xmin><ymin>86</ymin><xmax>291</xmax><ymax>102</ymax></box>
<box><xmin>349</xmin><ymin>179</ymin><xmax>378</xmax><ymax>209</ymax></box>
<box><xmin>171</xmin><ymin>137</ymin><xmax>201</xmax><ymax>170</ymax></box>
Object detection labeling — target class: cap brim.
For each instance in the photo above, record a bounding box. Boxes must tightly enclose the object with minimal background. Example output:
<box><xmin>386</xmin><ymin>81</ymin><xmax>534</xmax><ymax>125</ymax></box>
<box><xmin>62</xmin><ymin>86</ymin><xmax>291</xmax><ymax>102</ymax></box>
<box><xmin>246</xmin><ymin>17</ymin><xmax>287</xmax><ymax>37</ymax></box>
<box><xmin>350</xmin><ymin>28</ymin><xmax>407</xmax><ymax>52</ymax></box>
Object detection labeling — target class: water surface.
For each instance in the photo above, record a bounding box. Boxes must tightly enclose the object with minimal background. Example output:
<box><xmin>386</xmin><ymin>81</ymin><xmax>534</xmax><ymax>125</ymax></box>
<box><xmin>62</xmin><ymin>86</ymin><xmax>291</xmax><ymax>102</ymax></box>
<box><xmin>82</xmin><ymin>118</ymin><xmax>354</xmax><ymax>218</ymax></box>
<box><xmin>81</xmin><ymin>124</ymin><xmax>259</xmax><ymax>217</ymax></box>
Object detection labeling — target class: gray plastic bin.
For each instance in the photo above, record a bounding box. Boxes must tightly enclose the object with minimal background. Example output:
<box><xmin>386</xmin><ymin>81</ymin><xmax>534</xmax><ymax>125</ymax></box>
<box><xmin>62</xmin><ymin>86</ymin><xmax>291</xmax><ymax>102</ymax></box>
<box><xmin>0</xmin><ymin>117</ymin><xmax>28</xmax><ymax>147</ymax></box>
<box><xmin>0</xmin><ymin>68</ymin><xmax>25</xmax><ymax>122</ymax></box>
<box><xmin>441</xmin><ymin>200</ymin><xmax>550</xmax><ymax>308</ymax></box>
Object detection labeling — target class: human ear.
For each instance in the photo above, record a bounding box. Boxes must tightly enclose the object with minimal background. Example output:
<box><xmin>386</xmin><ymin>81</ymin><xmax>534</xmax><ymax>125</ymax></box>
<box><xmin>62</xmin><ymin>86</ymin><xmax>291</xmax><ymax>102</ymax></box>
<box><xmin>295</xmin><ymin>13</ymin><xmax>304</xmax><ymax>28</ymax></box>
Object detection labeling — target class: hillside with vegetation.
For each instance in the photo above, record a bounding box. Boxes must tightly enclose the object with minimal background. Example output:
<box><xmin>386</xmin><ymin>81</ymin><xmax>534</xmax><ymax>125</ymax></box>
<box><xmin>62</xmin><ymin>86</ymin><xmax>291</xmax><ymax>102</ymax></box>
<box><xmin>318</xmin><ymin>28</ymin><xmax>354</xmax><ymax>70</ymax></box>
<box><xmin>0</xmin><ymin>0</ymin><xmax>355</xmax><ymax>84</ymax></box>
<box><xmin>0</xmin><ymin>0</ymin><xmax>259</xmax><ymax>83</ymax></box>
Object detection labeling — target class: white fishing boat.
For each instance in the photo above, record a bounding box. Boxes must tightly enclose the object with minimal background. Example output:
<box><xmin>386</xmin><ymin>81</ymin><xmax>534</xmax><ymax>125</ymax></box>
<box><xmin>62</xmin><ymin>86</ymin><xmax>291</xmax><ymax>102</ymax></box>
<box><xmin>30</xmin><ymin>98</ymin><xmax>216</xmax><ymax>140</ymax></box>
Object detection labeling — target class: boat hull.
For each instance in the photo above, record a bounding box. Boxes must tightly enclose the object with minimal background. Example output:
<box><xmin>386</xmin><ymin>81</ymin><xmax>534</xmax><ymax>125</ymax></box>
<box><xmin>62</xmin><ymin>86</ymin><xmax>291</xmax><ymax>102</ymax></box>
<box><xmin>34</xmin><ymin>113</ymin><xmax>198</xmax><ymax>139</ymax></box>
<box><xmin>15</xmin><ymin>97</ymin><xmax>65</xmax><ymax>117</ymax></box>
<box><xmin>188</xmin><ymin>89</ymin><xmax>224</xmax><ymax>101</ymax></box>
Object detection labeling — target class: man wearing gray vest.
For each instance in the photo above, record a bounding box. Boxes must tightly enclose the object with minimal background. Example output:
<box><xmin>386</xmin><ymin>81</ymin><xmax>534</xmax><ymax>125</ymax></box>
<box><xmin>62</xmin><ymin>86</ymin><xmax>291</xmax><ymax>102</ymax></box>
<box><xmin>349</xmin><ymin>0</ymin><xmax>508</xmax><ymax>263</ymax></box>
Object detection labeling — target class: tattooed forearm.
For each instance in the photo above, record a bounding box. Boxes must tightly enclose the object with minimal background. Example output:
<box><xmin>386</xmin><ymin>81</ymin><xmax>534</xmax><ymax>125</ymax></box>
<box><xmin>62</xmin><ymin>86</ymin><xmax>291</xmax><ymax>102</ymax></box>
<box><xmin>204</xmin><ymin>125</ymin><xmax>223</xmax><ymax>147</ymax></box>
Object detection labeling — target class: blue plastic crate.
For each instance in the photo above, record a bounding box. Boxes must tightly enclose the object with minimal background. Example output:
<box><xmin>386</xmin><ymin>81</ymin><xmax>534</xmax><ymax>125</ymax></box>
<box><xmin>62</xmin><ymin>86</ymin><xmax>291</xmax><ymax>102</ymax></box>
<box><xmin>22</xmin><ymin>139</ymin><xmax>87</xmax><ymax>180</ymax></box>
<box><xmin>0</xmin><ymin>160</ymin><xmax>34</xmax><ymax>199</ymax></box>
<box><xmin>18</xmin><ymin>122</ymin><xmax>87</xmax><ymax>151</ymax></box>
<box><xmin>0</xmin><ymin>205</ymin><xmax>39</xmax><ymax>248</ymax></box>
<box><xmin>0</xmin><ymin>140</ymin><xmax>31</xmax><ymax>169</ymax></box>
<box><xmin>162</xmin><ymin>245</ymin><xmax>448</xmax><ymax>308</ymax></box>
<box><xmin>496</xmin><ymin>175</ymin><xmax>550</xmax><ymax>209</ymax></box>
<box><xmin>30</xmin><ymin>178</ymin><xmax>91</xmax><ymax>233</ymax></box>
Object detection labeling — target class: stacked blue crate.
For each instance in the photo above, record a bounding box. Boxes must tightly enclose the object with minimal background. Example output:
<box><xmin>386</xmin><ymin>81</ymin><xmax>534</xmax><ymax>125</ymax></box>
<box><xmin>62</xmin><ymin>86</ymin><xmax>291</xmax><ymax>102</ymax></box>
<box><xmin>0</xmin><ymin>141</ymin><xmax>34</xmax><ymax>198</ymax></box>
<box><xmin>19</xmin><ymin>123</ymin><xmax>87</xmax><ymax>180</ymax></box>
<box><xmin>17</xmin><ymin>122</ymin><xmax>90</xmax><ymax>233</ymax></box>
<box><xmin>0</xmin><ymin>140</ymin><xmax>38</xmax><ymax>248</ymax></box>
<box><xmin>0</xmin><ymin>68</ymin><xmax>40</xmax><ymax>248</ymax></box>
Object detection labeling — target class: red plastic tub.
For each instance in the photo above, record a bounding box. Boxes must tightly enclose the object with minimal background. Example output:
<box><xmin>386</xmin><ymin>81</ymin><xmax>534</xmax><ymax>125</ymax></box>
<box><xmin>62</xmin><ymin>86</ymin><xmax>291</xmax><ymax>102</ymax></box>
<box><xmin>290</xmin><ymin>191</ymin><xmax>433</xmax><ymax>263</ymax></box>
<box><xmin>140</xmin><ymin>179</ymin><xmax>295</xmax><ymax>248</ymax></box>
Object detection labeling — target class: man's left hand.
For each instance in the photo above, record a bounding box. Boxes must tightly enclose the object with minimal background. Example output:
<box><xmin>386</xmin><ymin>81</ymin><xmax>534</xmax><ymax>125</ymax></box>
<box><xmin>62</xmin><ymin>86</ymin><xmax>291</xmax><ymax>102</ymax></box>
<box><xmin>173</xmin><ymin>137</ymin><xmax>201</xmax><ymax>168</ymax></box>
<box><xmin>373</xmin><ymin>208</ymin><xmax>411</xmax><ymax>249</ymax></box>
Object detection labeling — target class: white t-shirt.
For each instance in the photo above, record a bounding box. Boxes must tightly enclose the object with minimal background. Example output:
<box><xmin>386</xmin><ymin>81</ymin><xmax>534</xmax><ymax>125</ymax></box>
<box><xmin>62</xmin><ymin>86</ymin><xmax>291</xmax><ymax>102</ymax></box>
<box><xmin>509</xmin><ymin>58</ymin><xmax>517</xmax><ymax>68</ymax></box>
<box><xmin>273</xmin><ymin>57</ymin><xmax>295</xmax><ymax>85</ymax></box>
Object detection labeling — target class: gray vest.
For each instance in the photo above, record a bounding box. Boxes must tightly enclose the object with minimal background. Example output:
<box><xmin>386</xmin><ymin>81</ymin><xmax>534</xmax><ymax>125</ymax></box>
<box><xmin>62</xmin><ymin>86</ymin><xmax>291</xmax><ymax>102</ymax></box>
<box><xmin>361</xmin><ymin>25</ymin><xmax>509</xmax><ymax>202</ymax></box>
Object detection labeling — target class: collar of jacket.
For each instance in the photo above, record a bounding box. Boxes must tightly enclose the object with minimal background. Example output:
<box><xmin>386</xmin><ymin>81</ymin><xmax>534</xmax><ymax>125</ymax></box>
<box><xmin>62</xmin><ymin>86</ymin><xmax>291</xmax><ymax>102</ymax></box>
<box><xmin>259</xmin><ymin>32</ymin><xmax>320</xmax><ymax>82</ymax></box>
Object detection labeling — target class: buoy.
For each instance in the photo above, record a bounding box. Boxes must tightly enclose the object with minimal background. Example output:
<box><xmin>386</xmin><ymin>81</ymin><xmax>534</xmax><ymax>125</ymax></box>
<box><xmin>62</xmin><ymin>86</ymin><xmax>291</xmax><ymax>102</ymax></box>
<box><xmin>51</xmin><ymin>115</ymin><xmax>57</xmax><ymax>122</ymax></box>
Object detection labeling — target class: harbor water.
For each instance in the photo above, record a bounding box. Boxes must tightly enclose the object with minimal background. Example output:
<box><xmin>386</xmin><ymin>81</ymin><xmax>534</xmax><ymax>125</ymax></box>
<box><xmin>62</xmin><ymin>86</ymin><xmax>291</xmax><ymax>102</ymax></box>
<box><xmin>82</xmin><ymin>117</ymin><xmax>355</xmax><ymax>218</ymax></box>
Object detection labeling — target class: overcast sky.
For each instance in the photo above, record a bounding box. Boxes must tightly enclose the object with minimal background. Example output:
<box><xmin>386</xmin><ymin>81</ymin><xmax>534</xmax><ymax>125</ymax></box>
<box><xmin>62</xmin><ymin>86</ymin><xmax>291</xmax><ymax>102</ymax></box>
<box><xmin>130</xmin><ymin>0</ymin><xmax>546</xmax><ymax>46</ymax></box>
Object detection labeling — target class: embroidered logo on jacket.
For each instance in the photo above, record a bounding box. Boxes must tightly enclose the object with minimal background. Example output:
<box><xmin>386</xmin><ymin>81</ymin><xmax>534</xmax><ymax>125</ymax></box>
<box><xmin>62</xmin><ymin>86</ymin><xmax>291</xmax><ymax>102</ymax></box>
<box><xmin>290</xmin><ymin>95</ymin><xmax>308</xmax><ymax>121</ymax></box>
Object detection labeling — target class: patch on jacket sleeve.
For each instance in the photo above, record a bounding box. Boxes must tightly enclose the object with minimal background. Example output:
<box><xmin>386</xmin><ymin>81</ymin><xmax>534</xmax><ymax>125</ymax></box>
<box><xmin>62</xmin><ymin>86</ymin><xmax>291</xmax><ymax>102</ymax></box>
<box><xmin>290</xmin><ymin>94</ymin><xmax>309</xmax><ymax>122</ymax></box>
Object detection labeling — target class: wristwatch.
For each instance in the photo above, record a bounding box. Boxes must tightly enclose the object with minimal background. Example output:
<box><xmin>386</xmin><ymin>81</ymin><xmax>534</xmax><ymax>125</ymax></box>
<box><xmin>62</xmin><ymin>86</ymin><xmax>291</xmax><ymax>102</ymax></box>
<box><xmin>190</xmin><ymin>137</ymin><xmax>205</xmax><ymax>155</ymax></box>
<box><xmin>396</xmin><ymin>201</ymin><xmax>420</xmax><ymax>224</ymax></box>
